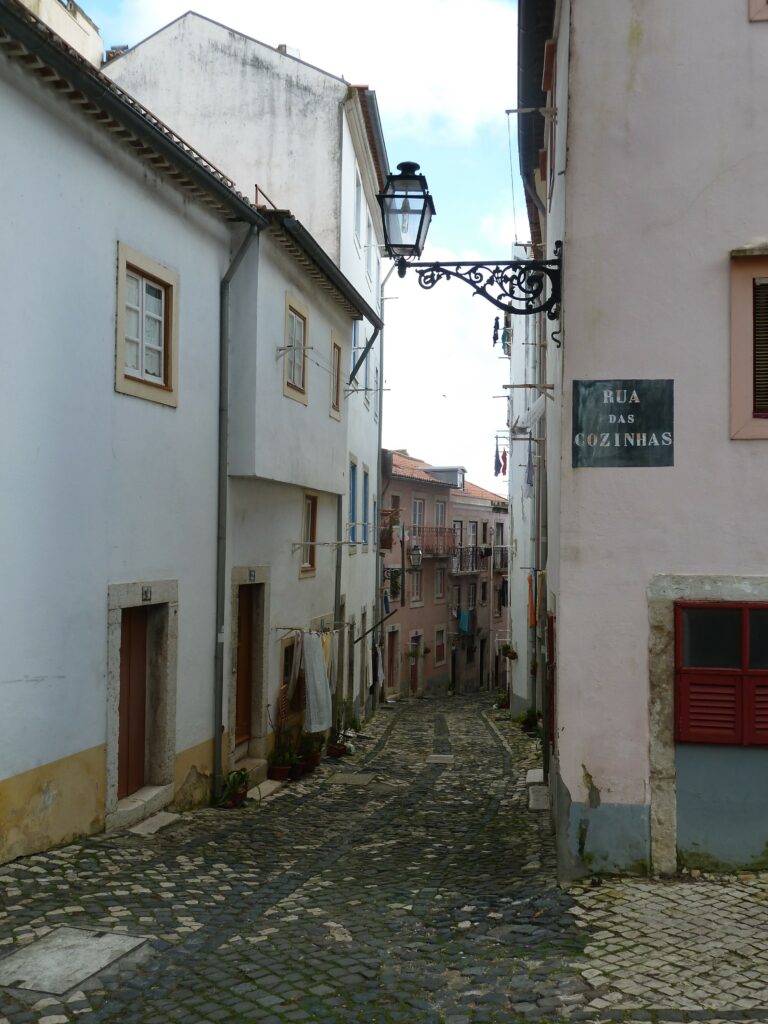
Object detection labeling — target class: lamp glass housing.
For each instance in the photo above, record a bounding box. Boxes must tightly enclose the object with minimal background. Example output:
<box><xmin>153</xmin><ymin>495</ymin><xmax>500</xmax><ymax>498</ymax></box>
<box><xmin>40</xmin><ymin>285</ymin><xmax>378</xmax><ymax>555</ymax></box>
<box><xmin>409</xmin><ymin>543</ymin><xmax>423</xmax><ymax>569</ymax></box>
<box><xmin>377</xmin><ymin>161</ymin><xmax>435</xmax><ymax>260</ymax></box>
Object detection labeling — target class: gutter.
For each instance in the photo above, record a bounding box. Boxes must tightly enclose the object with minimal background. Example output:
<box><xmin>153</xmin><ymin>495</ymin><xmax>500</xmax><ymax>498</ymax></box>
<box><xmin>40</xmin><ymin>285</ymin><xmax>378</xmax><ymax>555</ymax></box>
<box><xmin>213</xmin><ymin>225</ymin><xmax>259</xmax><ymax>801</ymax></box>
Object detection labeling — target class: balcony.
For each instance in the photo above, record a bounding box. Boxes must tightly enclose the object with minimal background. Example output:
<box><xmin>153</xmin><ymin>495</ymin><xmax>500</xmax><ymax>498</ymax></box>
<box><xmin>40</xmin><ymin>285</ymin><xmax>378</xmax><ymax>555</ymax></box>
<box><xmin>410</xmin><ymin>524</ymin><xmax>456</xmax><ymax>557</ymax></box>
<box><xmin>451</xmin><ymin>546</ymin><xmax>481</xmax><ymax>574</ymax></box>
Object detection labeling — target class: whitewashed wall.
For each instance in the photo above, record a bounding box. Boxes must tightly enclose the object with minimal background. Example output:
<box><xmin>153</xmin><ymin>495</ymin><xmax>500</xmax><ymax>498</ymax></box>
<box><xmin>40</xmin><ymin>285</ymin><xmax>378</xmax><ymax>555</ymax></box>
<box><xmin>0</xmin><ymin>60</ymin><xmax>228</xmax><ymax>783</ymax></box>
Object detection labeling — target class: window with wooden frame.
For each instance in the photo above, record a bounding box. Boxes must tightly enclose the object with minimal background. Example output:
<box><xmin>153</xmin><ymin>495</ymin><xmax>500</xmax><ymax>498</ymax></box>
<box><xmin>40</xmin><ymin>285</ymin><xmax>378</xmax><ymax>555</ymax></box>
<box><xmin>116</xmin><ymin>243</ymin><xmax>179</xmax><ymax>407</ymax></box>
<box><xmin>331</xmin><ymin>338</ymin><xmax>341</xmax><ymax>416</ymax></box>
<box><xmin>730</xmin><ymin>251</ymin><xmax>768</xmax><ymax>437</ymax></box>
<box><xmin>301</xmin><ymin>494</ymin><xmax>318</xmax><ymax>574</ymax></box>
<box><xmin>675</xmin><ymin>601</ymin><xmax>768</xmax><ymax>746</ymax></box>
<box><xmin>284</xmin><ymin>302</ymin><xmax>307</xmax><ymax>400</ymax></box>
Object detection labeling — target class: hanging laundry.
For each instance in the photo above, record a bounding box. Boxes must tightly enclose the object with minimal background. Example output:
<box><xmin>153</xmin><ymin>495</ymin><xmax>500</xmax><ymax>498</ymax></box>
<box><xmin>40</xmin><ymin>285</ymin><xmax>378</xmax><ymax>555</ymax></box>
<box><xmin>285</xmin><ymin>631</ymin><xmax>303</xmax><ymax>701</ymax></box>
<box><xmin>302</xmin><ymin>632</ymin><xmax>332</xmax><ymax>732</ymax></box>
<box><xmin>501</xmin><ymin>448</ymin><xmax>508</xmax><ymax>476</ymax></box>
<box><xmin>501</xmin><ymin>327</ymin><xmax>510</xmax><ymax>355</ymax></box>
<box><xmin>494</xmin><ymin>438</ymin><xmax>502</xmax><ymax>477</ymax></box>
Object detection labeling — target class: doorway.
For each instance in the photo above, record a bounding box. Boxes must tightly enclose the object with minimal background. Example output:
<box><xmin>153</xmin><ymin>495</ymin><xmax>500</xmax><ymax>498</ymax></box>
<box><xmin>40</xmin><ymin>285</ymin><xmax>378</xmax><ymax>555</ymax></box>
<box><xmin>233</xmin><ymin>579</ymin><xmax>266</xmax><ymax>761</ymax></box>
<box><xmin>118</xmin><ymin>606</ymin><xmax>148</xmax><ymax>800</ymax></box>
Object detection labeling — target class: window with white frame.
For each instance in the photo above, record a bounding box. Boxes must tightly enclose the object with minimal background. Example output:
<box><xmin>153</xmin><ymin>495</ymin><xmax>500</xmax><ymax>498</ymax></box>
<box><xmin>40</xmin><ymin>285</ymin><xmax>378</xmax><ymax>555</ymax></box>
<box><xmin>349</xmin><ymin>461</ymin><xmax>357</xmax><ymax>545</ymax></box>
<box><xmin>451</xmin><ymin>584</ymin><xmax>461</xmax><ymax>617</ymax></box>
<box><xmin>412</xmin><ymin>498</ymin><xmax>425</xmax><ymax>528</ymax></box>
<box><xmin>331</xmin><ymin>339</ymin><xmax>341</xmax><ymax>415</ymax></box>
<box><xmin>362</xmin><ymin>470</ymin><xmax>369</xmax><ymax>546</ymax></box>
<box><xmin>411</xmin><ymin>569</ymin><xmax>422</xmax><ymax>603</ymax></box>
<box><xmin>366</xmin><ymin>213</ymin><xmax>373</xmax><ymax>278</ymax></box>
<box><xmin>435</xmin><ymin>501</ymin><xmax>446</xmax><ymax>528</ymax></box>
<box><xmin>301</xmin><ymin>494</ymin><xmax>317</xmax><ymax>573</ymax></box>
<box><xmin>354</xmin><ymin>170</ymin><xmax>363</xmax><ymax>245</ymax></box>
<box><xmin>286</xmin><ymin>306</ymin><xmax>306</xmax><ymax>392</ymax></box>
<box><xmin>435</xmin><ymin>567</ymin><xmax>445</xmax><ymax>600</ymax></box>
<box><xmin>351</xmin><ymin>321</ymin><xmax>362</xmax><ymax>376</ymax></box>
<box><xmin>116</xmin><ymin>243</ymin><xmax>179</xmax><ymax>407</ymax></box>
<box><xmin>468</xmin><ymin>521</ymin><xmax>478</xmax><ymax>547</ymax></box>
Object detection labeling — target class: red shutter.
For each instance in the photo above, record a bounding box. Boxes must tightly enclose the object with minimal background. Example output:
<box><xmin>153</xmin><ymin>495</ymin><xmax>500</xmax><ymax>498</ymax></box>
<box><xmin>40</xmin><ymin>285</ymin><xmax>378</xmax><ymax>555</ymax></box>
<box><xmin>744</xmin><ymin>679</ymin><xmax>768</xmax><ymax>745</ymax></box>
<box><xmin>676</xmin><ymin>673</ymin><xmax>742</xmax><ymax>744</ymax></box>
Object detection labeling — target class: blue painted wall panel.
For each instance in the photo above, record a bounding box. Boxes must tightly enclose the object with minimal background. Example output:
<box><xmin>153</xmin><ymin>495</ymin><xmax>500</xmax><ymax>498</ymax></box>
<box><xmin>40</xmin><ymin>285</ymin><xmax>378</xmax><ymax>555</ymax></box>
<box><xmin>676</xmin><ymin>745</ymin><xmax>768</xmax><ymax>867</ymax></box>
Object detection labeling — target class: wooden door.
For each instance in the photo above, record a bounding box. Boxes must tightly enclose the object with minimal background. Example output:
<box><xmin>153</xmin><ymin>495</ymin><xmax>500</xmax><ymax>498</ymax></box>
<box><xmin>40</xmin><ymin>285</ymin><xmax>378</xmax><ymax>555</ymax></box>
<box><xmin>119</xmin><ymin>606</ymin><xmax>148</xmax><ymax>799</ymax></box>
<box><xmin>236</xmin><ymin>585</ymin><xmax>254</xmax><ymax>745</ymax></box>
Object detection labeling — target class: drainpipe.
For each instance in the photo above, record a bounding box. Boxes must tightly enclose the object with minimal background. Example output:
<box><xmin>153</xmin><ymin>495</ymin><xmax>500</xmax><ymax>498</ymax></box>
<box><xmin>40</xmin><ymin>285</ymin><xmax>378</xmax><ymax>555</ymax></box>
<box><xmin>332</xmin><ymin>494</ymin><xmax>342</xmax><ymax>733</ymax></box>
<box><xmin>213</xmin><ymin>224</ymin><xmax>259</xmax><ymax>802</ymax></box>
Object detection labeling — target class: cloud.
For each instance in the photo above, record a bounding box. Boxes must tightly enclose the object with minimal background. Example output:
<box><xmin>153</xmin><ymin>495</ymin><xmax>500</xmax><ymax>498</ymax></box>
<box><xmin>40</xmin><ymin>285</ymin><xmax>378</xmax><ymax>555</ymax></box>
<box><xmin>107</xmin><ymin>0</ymin><xmax>517</xmax><ymax>139</ymax></box>
<box><xmin>381</xmin><ymin>240</ymin><xmax>510</xmax><ymax>496</ymax></box>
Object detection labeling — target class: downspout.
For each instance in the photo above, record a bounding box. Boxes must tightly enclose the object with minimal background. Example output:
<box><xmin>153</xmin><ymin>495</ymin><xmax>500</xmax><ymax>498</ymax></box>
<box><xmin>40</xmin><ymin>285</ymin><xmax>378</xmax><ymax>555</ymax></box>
<box><xmin>213</xmin><ymin>224</ymin><xmax>259</xmax><ymax>802</ymax></box>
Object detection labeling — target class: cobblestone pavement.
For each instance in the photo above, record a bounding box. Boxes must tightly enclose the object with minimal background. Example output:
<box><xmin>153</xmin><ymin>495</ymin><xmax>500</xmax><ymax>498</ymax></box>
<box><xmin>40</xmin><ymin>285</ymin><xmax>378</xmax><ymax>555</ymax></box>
<box><xmin>1</xmin><ymin>697</ymin><xmax>768</xmax><ymax>1024</ymax></box>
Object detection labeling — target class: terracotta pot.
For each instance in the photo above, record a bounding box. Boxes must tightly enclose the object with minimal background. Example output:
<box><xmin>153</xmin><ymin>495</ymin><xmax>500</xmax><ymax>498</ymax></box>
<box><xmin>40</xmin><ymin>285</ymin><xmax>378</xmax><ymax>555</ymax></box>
<box><xmin>267</xmin><ymin>764</ymin><xmax>291</xmax><ymax>781</ymax></box>
<box><xmin>326</xmin><ymin>742</ymin><xmax>347</xmax><ymax>758</ymax></box>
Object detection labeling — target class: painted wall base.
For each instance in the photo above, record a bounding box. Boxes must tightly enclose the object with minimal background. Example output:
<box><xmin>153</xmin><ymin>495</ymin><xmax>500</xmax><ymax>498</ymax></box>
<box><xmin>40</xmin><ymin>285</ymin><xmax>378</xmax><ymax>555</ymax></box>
<box><xmin>676</xmin><ymin>745</ymin><xmax>768</xmax><ymax>869</ymax></box>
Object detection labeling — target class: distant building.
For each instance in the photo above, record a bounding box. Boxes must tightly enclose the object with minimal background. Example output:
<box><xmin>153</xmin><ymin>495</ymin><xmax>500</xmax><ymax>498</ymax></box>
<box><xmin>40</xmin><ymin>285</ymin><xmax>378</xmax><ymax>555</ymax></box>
<box><xmin>381</xmin><ymin>451</ymin><xmax>509</xmax><ymax>698</ymax></box>
<box><xmin>16</xmin><ymin>0</ymin><xmax>102</xmax><ymax>63</ymax></box>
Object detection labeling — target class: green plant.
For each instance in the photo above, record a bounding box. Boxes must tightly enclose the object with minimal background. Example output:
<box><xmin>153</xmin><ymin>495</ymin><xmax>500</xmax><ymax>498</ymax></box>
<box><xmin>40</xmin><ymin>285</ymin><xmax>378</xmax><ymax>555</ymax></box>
<box><xmin>517</xmin><ymin>706</ymin><xmax>539</xmax><ymax>734</ymax></box>
<box><xmin>500</xmin><ymin>643</ymin><xmax>517</xmax><ymax>660</ymax></box>
<box><xmin>388</xmin><ymin>570</ymin><xmax>401</xmax><ymax>600</ymax></box>
<box><xmin>496</xmin><ymin>688</ymin><xmax>510</xmax><ymax>707</ymax></box>
<box><xmin>341</xmin><ymin>698</ymin><xmax>361</xmax><ymax>734</ymax></box>
<box><xmin>219</xmin><ymin>767</ymin><xmax>250</xmax><ymax>806</ymax></box>
<box><xmin>299</xmin><ymin>732</ymin><xmax>325</xmax><ymax>757</ymax></box>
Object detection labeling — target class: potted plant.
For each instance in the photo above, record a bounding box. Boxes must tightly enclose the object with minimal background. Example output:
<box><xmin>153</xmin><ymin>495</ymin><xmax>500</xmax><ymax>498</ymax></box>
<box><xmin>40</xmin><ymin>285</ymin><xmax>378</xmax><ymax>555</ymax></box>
<box><xmin>495</xmin><ymin>688</ymin><xmax>510</xmax><ymax>710</ymax></box>
<box><xmin>500</xmin><ymin>643</ymin><xmax>518</xmax><ymax>660</ymax></box>
<box><xmin>299</xmin><ymin>732</ymin><xmax>324</xmax><ymax>773</ymax></box>
<box><xmin>218</xmin><ymin>767</ymin><xmax>251</xmax><ymax>807</ymax></box>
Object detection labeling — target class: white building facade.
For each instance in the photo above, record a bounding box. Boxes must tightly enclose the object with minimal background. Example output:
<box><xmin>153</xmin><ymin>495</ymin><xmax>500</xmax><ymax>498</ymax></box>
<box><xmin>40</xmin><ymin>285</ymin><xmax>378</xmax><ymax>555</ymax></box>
<box><xmin>105</xmin><ymin>12</ymin><xmax>388</xmax><ymax>724</ymax></box>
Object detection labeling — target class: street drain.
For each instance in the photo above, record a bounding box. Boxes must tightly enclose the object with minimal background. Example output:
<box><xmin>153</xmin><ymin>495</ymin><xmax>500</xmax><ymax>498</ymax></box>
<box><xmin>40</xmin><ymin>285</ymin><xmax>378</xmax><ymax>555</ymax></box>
<box><xmin>327</xmin><ymin>773</ymin><xmax>375</xmax><ymax>786</ymax></box>
<box><xmin>426</xmin><ymin>754</ymin><xmax>455</xmax><ymax>764</ymax></box>
<box><xmin>0</xmin><ymin>927</ymin><xmax>147</xmax><ymax>994</ymax></box>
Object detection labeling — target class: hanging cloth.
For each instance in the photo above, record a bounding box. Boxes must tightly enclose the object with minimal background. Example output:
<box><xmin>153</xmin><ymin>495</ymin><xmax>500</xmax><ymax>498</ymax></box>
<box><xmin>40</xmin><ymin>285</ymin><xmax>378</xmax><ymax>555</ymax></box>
<box><xmin>494</xmin><ymin>438</ymin><xmax>502</xmax><ymax>478</ymax></box>
<box><xmin>525</xmin><ymin>434</ymin><xmax>535</xmax><ymax>492</ymax></box>
<box><xmin>303</xmin><ymin>632</ymin><xmax>332</xmax><ymax>732</ymax></box>
<box><xmin>501</xmin><ymin>448</ymin><xmax>508</xmax><ymax>476</ymax></box>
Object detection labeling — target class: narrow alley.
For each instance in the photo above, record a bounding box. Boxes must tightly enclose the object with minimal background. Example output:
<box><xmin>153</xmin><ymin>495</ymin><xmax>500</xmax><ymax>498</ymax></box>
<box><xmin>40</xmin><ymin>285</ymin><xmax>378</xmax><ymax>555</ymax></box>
<box><xmin>1</xmin><ymin>698</ymin><xmax>767</xmax><ymax>1024</ymax></box>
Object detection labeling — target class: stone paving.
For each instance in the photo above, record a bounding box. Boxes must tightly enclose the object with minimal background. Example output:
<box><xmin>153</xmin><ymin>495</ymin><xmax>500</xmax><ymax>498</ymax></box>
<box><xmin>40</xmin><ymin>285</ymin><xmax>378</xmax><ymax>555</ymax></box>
<box><xmin>0</xmin><ymin>696</ymin><xmax>767</xmax><ymax>1023</ymax></box>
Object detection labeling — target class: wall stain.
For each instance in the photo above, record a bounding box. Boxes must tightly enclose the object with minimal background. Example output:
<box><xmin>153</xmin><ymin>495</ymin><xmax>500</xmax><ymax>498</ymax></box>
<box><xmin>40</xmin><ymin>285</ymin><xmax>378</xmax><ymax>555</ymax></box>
<box><xmin>582</xmin><ymin>764</ymin><xmax>601</xmax><ymax>808</ymax></box>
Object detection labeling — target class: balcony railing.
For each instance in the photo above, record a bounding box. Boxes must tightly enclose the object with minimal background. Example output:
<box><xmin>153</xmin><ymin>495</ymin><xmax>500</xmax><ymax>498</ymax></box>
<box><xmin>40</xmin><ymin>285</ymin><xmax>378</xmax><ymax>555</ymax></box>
<box><xmin>411</xmin><ymin>524</ymin><xmax>456</xmax><ymax>557</ymax></box>
<box><xmin>451</xmin><ymin>546</ymin><xmax>481</xmax><ymax>574</ymax></box>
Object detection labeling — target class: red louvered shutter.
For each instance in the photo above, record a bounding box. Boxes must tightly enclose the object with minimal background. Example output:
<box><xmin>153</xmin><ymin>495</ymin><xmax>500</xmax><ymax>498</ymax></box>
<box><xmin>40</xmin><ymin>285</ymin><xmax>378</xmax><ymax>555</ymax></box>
<box><xmin>744</xmin><ymin>679</ymin><xmax>768</xmax><ymax>745</ymax></box>
<box><xmin>676</xmin><ymin>673</ymin><xmax>742</xmax><ymax>744</ymax></box>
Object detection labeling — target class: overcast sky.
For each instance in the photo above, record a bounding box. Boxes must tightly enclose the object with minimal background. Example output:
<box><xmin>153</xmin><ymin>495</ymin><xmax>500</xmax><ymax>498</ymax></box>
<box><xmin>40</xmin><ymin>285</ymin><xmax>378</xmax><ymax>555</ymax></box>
<box><xmin>87</xmin><ymin>0</ymin><xmax>525</xmax><ymax>495</ymax></box>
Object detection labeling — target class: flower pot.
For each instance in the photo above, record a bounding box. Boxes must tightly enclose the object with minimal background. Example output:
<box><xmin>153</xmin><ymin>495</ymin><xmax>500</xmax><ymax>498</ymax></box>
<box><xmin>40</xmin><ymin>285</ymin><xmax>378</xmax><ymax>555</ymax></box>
<box><xmin>326</xmin><ymin>742</ymin><xmax>348</xmax><ymax>758</ymax></box>
<box><xmin>221</xmin><ymin>788</ymin><xmax>248</xmax><ymax>808</ymax></box>
<box><xmin>267</xmin><ymin>764</ymin><xmax>291</xmax><ymax>782</ymax></box>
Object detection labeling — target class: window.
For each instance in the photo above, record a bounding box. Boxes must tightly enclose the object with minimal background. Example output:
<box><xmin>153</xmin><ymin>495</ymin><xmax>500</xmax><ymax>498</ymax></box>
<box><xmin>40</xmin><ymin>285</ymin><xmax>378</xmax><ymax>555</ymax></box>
<box><xmin>411</xmin><ymin>570</ymin><xmax>422</xmax><ymax>603</ymax></box>
<box><xmin>675</xmin><ymin>601</ymin><xmax>768</xmax><ymax>746</ymax></box>
<box><xmin>362</xmin><ymin>470</ymin><xmax>369</xmax><ymax>546</ymax></box>
<box><xmin>349</xmin><ymin>461</ymin><xmax>357</xmax><ymax>545</ymax></box>
<box><xmin>301</xmin><ymin>494</ymin><xmax>317</xmax><ymax>573</ymax></box>
<box><xmin>453</xmin><ymin>520</ymin><xmax>463</xmax><ymax>546</ymax></box>
<box><xmin>451</xmin><ymin>584</ymin><xmax>461</xmax><ymax>616</ymax></box>
<box><xmin>116</xmin><ymin>243</ymin><xmax>178</xmax><ymax>407</ymax></box>
<box><xmin>468</xmin><ymin>583</ymin><xmax>477</xmax><ymax>610</ymax></box>
<box><xmin>435</xmin><ymin>627</ymin><xmax>446</xmax><ymax>666</ymax></box>
<box><xmin>468</xmin><ymin>521</ymin><xmax>478</xmax><ymax>547</ymax></box>
<box><xmin>412</xmin><ymin>498</ymin><xmax>425</xmax><ymax>528</ymax></box>
<box><xmin>435</xmin><ymin>567</ymin><xmax>445</xmax><ymax>600</ymax></box>
<box><xmin>481</xmin><ymin>581</ymin><xmax>488</xmax><ymax>605</ymax></box>
<box><xmin>354</xmin><ymin>170</ymin><xmax>363</xmax><ymax>244</ymax></box>
<box><xmin>730</xmin><ymin>251</ymin><xmax>768</xmax><ymax>438</ymax></box>
<box><xmin>366</xmin><ymin>214</ymin><xmax>373</xmax><ymax>278</ymax></box>
<box><xmin>496</xmin><ymin>522</ymin><xmax>504</xmax><ymax>547</ymax></box>
<box><xmin>351</xmin><ymin>321</ymin><xmax>362</xmax><ymax>376</ymax></box>
<box><xmin>331</xmin><ymin>340</ymin><xmax>341</xmax><ymax>415</ymax></box>
<box><xmin>435</xmin><ymin>501</ymin><xmax>446</xmax><ymax>528</ymax></box>
<box><xmin>286</xmin><ymin>306</ymin><xmax>306</xmax><ymax>393</ymax></box>
<box><xmin>482</xmin><ymin>522</ymin><xmax>489</xmax><ymax>544</ymax></box>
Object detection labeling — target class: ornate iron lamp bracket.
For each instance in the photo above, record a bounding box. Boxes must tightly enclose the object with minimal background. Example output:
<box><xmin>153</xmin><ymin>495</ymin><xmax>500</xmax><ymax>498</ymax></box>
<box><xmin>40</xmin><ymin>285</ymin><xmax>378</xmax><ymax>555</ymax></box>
<box><xmin>396</xmin><ymin>240</ymin><xmax>562</xmax><ymax>319</ymax></box>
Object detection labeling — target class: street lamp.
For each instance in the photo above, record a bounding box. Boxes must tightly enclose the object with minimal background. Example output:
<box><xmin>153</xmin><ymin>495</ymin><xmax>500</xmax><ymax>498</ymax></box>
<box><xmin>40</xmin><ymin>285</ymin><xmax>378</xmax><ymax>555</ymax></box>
<box><xmin>409</xmin><ymin>543</ymin><xmax>423</xmax><ymax>569</ymax></box>
<box><xmin>377</xmin><ymin>161</ymin><xmax>562</xmax><ymax>319</ymax></box>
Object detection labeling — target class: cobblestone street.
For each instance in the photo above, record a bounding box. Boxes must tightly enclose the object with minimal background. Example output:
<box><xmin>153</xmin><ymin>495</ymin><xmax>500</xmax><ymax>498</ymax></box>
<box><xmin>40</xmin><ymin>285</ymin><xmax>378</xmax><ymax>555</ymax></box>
<box><xmin>1</xmin><ymin>696</ymin><xmax>768</xmax><ymax>1024</ymax></box>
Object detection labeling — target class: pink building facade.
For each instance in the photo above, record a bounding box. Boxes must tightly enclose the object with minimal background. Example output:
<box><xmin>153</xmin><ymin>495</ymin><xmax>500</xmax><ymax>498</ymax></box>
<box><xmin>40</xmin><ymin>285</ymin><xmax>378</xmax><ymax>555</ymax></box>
<box><xmin>380</xmin><ymin>450</ymin><xmax>509</xmax><ymax>698</ymax></box>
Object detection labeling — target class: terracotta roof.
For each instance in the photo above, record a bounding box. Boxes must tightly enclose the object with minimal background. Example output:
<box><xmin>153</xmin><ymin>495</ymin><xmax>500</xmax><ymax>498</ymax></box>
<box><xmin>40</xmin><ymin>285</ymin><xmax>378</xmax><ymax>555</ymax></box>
<box><xmin>452</xmin><ymin>480</ymin><xmax>507</xmax><ymax>503</ymax></box>
<box><xmin>390</xmin><ymin>451</ymin><xmax>450</xmax><ymax>485</ymax></box>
